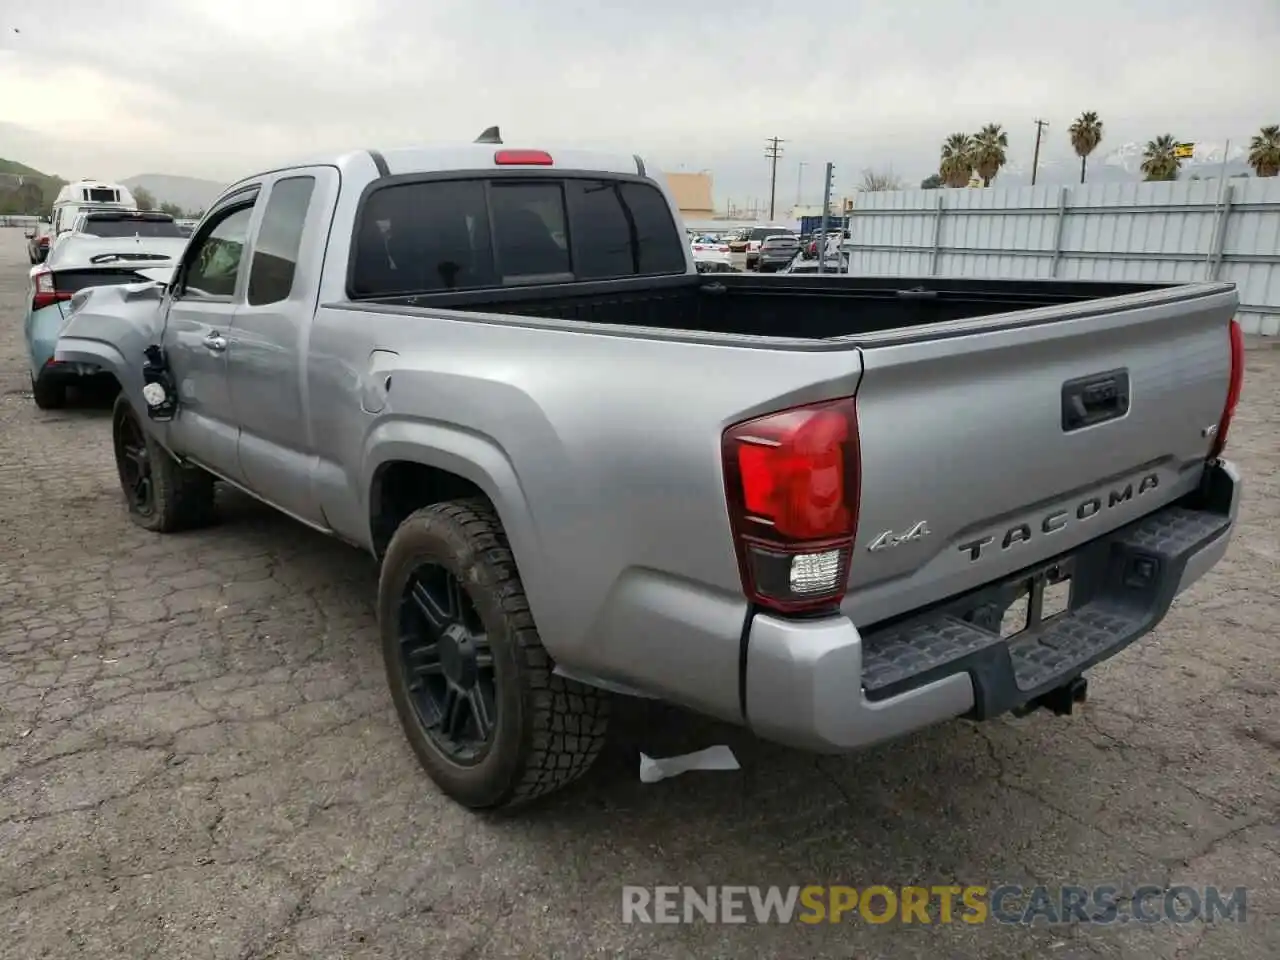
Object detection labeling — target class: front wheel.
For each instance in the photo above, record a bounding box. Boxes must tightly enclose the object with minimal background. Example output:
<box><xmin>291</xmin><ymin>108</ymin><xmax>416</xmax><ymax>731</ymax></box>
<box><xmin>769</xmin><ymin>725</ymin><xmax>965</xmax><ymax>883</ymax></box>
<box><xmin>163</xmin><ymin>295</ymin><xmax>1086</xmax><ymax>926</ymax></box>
<box><xmin>111</xmin><ymin>393</ymin><xmax>217</xmax><ymax>532</ymax></box>
<box><xmin>378</xmin><ymin>498</ymin><xmax>609</xmax><ymax>810</ymax></box>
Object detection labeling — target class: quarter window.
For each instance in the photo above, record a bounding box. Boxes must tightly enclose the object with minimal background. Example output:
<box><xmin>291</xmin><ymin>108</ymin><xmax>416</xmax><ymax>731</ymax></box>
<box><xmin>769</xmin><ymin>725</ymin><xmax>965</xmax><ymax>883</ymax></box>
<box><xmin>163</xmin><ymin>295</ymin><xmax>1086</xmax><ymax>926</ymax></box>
<box><xmin>248</xmin><ymin>177</ymin><xmax>316</xmax><ymax>306</ymax></box>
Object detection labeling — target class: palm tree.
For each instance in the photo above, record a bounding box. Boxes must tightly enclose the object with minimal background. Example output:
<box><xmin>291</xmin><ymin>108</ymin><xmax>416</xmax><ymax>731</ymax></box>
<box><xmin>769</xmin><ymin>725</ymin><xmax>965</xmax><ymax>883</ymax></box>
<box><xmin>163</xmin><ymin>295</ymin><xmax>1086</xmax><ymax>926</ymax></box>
<box><xmin>1248</xmin><ymin>125</ymin><xmax>1280</xmax><ymax>177</ymax></box>
<box><xmin>1068</xmin><ymin>111</ymin><xmax>1104</xmax><ymax>184</ymax></box>
<box><xmin>971</xmin><ymin>124</ymin><xmax>1009</xmax><ymax>186</ymax></box>
<box><xmin>1140</xmin><ymin>135</ymin><xmax>1181</xmax><ymax>181</ymax></box>
<box><xmin>939</xmin><ymin>133</ymin><xmax>974</xmax><ymax>188</ymax></box>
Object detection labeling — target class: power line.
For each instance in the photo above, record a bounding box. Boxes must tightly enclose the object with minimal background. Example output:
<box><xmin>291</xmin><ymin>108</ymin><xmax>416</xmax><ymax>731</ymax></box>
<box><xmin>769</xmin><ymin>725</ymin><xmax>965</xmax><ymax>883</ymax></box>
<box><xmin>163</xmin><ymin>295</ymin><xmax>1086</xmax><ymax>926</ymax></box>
<box><xmin>1031</xmin><ymin>119</ymin><xmax>1049</xmax><ymax>187</ymax></box>
<box><xmin>764</xmin><ymin>137</ymin><xmax>786</xmax><ymax>221</ymax></box>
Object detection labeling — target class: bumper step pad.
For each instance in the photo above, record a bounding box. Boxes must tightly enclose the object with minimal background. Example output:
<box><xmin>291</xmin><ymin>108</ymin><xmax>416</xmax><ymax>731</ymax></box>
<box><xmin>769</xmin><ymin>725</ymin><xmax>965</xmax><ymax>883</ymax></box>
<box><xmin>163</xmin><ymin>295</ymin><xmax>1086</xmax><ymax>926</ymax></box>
<box><xmin>858</xmin><ymin>500</ymin><xmax>1232</xmax><ymax>720</ymax></box>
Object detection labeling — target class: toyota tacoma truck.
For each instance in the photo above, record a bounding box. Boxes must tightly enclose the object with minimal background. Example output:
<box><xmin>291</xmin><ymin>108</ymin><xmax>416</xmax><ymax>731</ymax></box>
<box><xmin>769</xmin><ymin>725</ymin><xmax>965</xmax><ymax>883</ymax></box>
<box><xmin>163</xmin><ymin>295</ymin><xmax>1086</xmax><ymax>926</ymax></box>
<box><xmin>55</xmin><ymin>131</ymin><xmax>1245</xmax><ymax>811</ymax></box>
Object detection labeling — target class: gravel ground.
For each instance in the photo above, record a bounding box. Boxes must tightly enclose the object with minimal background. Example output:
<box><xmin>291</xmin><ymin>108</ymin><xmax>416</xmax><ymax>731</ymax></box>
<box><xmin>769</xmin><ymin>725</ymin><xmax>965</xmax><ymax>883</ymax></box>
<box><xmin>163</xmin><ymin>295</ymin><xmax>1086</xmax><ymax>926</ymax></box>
<box><xmin>0</xmin><ymin>228</ymin><xmax>1276</xmax><ymax>959</ymax></box>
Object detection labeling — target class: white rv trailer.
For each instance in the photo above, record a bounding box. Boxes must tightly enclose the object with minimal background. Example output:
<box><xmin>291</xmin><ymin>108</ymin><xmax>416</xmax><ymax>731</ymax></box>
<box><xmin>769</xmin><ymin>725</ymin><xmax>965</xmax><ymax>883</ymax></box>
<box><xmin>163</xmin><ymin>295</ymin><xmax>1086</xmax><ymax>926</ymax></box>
<box><xmin>50</xmin><ymin>179</ymin><xmax>138</xmax><ymax>236</ymax></box>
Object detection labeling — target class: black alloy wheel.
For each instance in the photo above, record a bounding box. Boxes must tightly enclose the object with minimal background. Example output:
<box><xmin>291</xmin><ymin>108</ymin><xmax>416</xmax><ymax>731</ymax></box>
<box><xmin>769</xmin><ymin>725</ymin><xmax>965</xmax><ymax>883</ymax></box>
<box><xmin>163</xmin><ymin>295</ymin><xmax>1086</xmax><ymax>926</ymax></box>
<box><xmin>114</xmin><ymin>405</ymin><xmax>155</xmax><ymax>518</ymax></box>
<box><xmin>398</xmin><ymin>562</ymin><xmax>498</xmax><ymax>763</ymax></box>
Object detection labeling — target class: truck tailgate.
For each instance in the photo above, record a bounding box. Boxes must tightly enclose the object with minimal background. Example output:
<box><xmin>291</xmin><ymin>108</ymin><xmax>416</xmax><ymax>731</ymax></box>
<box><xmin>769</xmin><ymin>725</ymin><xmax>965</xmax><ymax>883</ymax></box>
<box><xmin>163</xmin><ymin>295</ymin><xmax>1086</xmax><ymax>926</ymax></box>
<box><xmin>844</xmin><ymin>283</ymin><xmax>1237</xmax><ymax>627</ymax></box>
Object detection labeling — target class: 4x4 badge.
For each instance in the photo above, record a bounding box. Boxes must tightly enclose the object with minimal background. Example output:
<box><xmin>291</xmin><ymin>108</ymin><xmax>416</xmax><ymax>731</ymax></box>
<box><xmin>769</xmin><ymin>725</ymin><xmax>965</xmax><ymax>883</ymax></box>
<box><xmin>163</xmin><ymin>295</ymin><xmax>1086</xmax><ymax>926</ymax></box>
<box><xmin>867</xmin><ymin>521</ymin><xmax>931</xmax><ymax>552</ymax></box>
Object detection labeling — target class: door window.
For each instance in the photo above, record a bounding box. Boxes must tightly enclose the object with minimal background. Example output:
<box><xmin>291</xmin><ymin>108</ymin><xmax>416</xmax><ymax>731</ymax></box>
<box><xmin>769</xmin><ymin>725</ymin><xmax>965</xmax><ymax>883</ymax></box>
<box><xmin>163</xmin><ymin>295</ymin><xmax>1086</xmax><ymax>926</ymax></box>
<box><xmin>247</xmin><ymin>177</ymin><xmax>316</xmax><ymax>306</ymax></box>
<box><xmin>181</xmin><ymin>206</ymin><xmax>255</xmax><ymax>299</ymax></box>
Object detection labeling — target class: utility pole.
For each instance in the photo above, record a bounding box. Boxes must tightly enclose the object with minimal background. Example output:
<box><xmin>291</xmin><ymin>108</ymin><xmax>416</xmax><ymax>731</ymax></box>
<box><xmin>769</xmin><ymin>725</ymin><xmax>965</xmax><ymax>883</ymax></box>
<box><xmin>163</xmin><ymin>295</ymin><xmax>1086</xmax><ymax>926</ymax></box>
<box><xmin>817</xmin><ymin>162</ymin><xmax>834</xmax><ymax>274</ymax></box>
<box><xmin>1031</xmin><ymin>119</ymin><xmax>1049</xmax><ymax>186</ymax></box>
<box><xmin>765</xmin><ymin>137</ymin><xmax>786</xmax><ymax>221</ymax></box>
<box><xmin>796</xmin><ymin>160</ymin><xmax>807</xmax><ymax>206</ymax></box>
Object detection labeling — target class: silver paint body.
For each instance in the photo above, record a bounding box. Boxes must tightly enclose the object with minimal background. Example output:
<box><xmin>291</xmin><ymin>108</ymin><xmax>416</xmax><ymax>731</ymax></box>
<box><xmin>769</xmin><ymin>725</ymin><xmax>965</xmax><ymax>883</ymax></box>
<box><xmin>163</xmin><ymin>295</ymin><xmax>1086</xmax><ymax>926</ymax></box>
<box><xmin>55</xmin><ymin>144</ymin><xmax>1241</xmax><ymax>751</ymax></box>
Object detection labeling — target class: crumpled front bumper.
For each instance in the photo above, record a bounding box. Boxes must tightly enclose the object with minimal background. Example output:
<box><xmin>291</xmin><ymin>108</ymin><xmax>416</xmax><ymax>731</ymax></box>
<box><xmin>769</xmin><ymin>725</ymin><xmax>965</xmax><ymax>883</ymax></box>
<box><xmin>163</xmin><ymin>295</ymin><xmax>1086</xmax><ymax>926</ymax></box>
<box><xmin>743</xmin><ymin>460</ymin><xmax>1242</xmax><ymax>753</ymax></box>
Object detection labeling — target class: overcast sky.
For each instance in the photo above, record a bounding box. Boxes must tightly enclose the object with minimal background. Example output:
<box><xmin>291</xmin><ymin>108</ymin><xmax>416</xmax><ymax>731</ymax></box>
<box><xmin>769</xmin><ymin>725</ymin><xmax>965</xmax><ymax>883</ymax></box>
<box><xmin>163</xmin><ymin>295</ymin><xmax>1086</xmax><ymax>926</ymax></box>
<box><xmin>2</xmin><ymin>0</ymin><xmax>1278</xmax><ymax>203</ymax></box>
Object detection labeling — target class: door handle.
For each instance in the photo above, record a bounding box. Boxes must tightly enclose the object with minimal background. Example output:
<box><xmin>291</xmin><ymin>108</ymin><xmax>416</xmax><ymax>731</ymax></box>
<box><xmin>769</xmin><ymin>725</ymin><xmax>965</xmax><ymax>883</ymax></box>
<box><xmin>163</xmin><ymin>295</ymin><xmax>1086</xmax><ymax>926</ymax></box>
<box><xmin>203</xmin><ymin>332</ymin><xmax>227</xmax><ymax>353</ymax></box>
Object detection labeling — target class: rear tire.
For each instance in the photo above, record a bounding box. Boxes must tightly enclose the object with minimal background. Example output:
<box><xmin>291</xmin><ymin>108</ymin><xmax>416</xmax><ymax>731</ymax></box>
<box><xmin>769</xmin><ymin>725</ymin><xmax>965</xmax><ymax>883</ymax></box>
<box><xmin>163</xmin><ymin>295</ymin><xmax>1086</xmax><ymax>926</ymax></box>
<box><xmin>31</xmin><ymin>372</ymin><xmax>66</xmax><ymax>410</ymax></box>
<box><xmin>111</xmin><ymin>393</ymin><xmax>217</xmax><ymax>532</ymax></box>
<box><xmin>379</xmin><ymin>498</ymin><xmax>609</xmax><ymax>811</ymax></box>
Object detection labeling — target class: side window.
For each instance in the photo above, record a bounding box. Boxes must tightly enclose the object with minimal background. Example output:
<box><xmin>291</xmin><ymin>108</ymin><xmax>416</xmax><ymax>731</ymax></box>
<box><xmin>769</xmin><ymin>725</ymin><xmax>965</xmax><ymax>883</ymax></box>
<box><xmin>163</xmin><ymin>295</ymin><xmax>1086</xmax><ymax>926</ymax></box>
<box><xmin>351</xmin><ymin>180</ymin><xmax>494</xmax><ymax>296</ymax></box>
<box><xmin>247</xmin><ymin>176</ymin><xmax>316</xmax><ymax>306</ymax></box>
<box><xmin>566</xmin><ymin>180</ymin><xmax>686</xmax><ymax>279</ymax></box>
<box><xmin>181</xmin><ymin>206</ymin><xmax>255</xmax><ymax>299</ymax></box>
<box><xmin>489</xmin><ymin>182</ymin><xmax>570</xmax><ymax>281</ymax></box>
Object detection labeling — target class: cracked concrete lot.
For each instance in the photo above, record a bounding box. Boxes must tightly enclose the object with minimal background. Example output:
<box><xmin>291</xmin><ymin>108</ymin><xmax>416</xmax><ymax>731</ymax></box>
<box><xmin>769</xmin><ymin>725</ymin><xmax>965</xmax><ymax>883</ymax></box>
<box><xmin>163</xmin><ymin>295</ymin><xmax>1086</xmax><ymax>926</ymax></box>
<box><xmin>0</xmin><ymin>228</ymin><xmax>1277</xmax><ymax>959</ymax></box>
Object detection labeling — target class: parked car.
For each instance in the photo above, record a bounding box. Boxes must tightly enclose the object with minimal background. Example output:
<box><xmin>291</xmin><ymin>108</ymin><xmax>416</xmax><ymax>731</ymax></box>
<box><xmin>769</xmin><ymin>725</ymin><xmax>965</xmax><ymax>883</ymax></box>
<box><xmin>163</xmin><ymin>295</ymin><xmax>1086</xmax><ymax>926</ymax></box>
<box><xmin>805</xmin><ymin>229</ymin><xmax>848</xmax><ymax>259</ymax></box>
<box><xmin>25</xmin><ymin>220</ymin><xmax>53</xmax><ymax>264</ymax></box>
<box><xmin>779</xmin><ymin>252</ymin><xmax>848</xmax><ymax>274</ymax></box>
<box><xmin>756</xmin><ymin>234</ymin><xmax>801</xmax><ymax>272</ymax></box>
<box><xmin>742</xmin><ymin>225</ymin><xmax>795</xmax><ymax>268</ymax></box>
<box><xmin>691</xmin><ymin>234</ymin><xmax>733</xmax><ymax>268</ymax></box>
<box><xmin>25</xmin><ymin>233</ymin><xmax>186</xmax><ymax>408</ymax></box>
<box><xmin>58</xmin><ymin>136</ymin><xmax>1243</xmax><ymax>813</ymax></box>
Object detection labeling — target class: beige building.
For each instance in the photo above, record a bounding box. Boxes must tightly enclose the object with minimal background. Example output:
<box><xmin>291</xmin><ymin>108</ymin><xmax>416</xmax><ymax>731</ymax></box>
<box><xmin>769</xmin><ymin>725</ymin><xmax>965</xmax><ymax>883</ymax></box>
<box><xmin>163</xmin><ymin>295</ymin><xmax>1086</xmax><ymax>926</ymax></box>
<box><xmin>660</xmin><ymin>171</ymin><xmax>715</xmax><ymax>220</ymax></box>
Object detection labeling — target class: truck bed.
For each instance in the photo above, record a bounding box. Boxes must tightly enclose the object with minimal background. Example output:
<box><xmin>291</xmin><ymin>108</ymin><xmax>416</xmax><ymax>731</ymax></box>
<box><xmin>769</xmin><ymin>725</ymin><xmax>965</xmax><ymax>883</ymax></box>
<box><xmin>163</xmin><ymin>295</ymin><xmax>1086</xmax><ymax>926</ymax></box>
<box><xmin>362</xmin><ymin>274</ymin><xmax>1175</xmax><ymax>341</ymax></box>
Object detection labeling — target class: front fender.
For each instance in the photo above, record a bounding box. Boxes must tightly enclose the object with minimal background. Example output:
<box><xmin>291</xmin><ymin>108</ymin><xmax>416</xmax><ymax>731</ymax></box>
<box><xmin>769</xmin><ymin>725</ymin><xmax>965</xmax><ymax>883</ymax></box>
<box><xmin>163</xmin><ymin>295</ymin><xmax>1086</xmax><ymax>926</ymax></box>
<box><xmin>53</xmin><ymin>285</ymin><xmax>167</xmax><ymax>423</ymax></box>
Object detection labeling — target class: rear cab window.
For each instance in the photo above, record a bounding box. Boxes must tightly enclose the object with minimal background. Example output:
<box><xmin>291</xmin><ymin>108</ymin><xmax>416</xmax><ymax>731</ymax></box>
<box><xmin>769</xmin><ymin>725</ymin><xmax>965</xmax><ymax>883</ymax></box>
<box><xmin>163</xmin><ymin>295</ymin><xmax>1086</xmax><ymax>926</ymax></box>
<box><xmin>349</xmin><ymin>174</ymin><xmax>686</xmax><ymax>298</ymax></box>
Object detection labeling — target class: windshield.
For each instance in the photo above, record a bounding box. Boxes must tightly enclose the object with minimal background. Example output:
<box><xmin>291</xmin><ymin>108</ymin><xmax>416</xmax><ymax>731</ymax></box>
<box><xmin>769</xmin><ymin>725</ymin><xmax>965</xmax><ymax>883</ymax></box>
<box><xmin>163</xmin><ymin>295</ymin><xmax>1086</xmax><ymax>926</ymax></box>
<box><xmin>750</xmin><ymin>227</ymin><xmax>793</xmax><ymax>241</ymax></box>
<box><xmin>81</xmin><ymin>217</ymin><xmax>183</xmax><ymax>239</ymax></box>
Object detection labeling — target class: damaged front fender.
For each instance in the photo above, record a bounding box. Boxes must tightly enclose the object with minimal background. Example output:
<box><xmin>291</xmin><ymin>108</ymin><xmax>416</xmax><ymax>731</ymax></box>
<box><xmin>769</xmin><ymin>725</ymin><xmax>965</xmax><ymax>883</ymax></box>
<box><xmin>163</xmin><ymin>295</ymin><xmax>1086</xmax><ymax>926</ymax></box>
<box><xmin>54</xmin><ymin>279</ymin><xmax>170</xmax><ymax>431</ymax></box>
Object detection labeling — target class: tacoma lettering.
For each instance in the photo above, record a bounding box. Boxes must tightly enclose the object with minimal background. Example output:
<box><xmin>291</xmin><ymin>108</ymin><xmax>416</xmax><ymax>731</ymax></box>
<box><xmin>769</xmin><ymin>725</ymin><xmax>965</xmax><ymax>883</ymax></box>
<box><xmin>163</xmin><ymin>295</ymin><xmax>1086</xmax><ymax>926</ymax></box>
<box><xmin>957</xmin><ymin>473</ymin><xmax>1160</xmax><ymax>562</ymax></box>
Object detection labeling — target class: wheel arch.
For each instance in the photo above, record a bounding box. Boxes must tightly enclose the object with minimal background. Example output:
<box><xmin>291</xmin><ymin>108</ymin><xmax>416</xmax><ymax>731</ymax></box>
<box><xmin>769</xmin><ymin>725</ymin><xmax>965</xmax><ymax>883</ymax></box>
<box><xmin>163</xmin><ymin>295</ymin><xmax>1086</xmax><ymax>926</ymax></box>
<box><xmin>362</xmin><ymin>421</ymin><xmax>548</xmax><ymax>618</ymax></box>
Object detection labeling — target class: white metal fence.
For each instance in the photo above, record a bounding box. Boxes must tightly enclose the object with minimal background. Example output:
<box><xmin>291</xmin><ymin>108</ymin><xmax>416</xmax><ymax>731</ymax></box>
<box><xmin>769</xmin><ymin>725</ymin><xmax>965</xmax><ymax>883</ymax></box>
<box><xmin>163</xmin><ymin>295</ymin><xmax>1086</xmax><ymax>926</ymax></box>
<box><xmin>842</xmin><ymin>177</ymin><xmax>1280</xmax><ymax>336</ymax></box>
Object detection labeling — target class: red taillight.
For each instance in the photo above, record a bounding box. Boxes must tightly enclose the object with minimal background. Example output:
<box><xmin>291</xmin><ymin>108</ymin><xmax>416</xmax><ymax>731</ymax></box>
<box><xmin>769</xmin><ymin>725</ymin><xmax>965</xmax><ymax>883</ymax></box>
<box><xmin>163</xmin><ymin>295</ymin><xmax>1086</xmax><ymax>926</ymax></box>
<box><xmin>1209</xmin><ymin>318</ymin><xmax>1245</xmax><ymax>459</ymax></box>
<box><xmin>494</xmin><ymin>149</ymin><xmax>553</xmax><ymax>166</ymax></box>
<box><xmin>722</xmin><ymin>397</ymin><xmax>860</xmax><ymax>614</ymax></box>
<box><xmin>31</xmin><ymin>270</ymin><xmax>71</xmax><ymax>310</ymax></box>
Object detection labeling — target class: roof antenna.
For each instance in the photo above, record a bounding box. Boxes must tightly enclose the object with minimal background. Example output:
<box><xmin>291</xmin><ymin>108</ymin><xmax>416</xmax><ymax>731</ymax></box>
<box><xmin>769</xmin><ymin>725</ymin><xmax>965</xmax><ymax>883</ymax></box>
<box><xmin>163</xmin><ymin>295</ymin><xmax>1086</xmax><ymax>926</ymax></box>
<box><xmin>474</xmin><ymin>126</ymin><xmax>502</xmax><ymax>145</ymax></box>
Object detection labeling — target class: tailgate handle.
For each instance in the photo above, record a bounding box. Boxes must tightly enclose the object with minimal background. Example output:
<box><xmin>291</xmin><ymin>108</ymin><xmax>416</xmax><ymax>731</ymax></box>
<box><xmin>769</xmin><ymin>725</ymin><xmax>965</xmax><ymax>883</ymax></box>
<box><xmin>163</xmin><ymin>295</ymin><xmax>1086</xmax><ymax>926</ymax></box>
<box><xmin>1062</xmin><ymin>369</ymin><xmax>1130</xmax><ymax>432</ymax></box>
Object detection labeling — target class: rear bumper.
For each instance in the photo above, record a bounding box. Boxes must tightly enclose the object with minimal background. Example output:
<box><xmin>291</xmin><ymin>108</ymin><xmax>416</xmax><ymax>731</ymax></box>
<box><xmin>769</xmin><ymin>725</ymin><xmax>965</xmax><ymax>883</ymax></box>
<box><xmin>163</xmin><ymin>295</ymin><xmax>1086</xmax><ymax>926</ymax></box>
<box><xmin>744</xmin><ymin>459</ymin><xmax>1241</xmax><ymax>753</ymax></box>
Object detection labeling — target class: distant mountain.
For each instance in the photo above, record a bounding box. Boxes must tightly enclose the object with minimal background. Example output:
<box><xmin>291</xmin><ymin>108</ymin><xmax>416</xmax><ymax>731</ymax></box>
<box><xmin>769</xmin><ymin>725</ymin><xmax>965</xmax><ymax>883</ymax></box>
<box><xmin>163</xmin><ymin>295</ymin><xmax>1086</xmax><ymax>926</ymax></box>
<box><xmin>0</xmin><ymin>158</ymin><xmax>50</xmax><ymax>178</ymax></box>
<box><xmin>989</xmin><ymin>141</ymin><xmax>1255</xmax><ymax>189</ymax></box>
<box><xmin>1098</xmin><ymin>140</ymin><xmax>1253</xmax><ymax>179</ymax></box>
<box><xmin>0</xmin><ymin>157</ymin><xmax>65</xmax><ymax>214</ymax></box>
<box><xmin>122</xmin><ymin>174</ymin><xmax>226</xmax><ymax>214</ymax></box>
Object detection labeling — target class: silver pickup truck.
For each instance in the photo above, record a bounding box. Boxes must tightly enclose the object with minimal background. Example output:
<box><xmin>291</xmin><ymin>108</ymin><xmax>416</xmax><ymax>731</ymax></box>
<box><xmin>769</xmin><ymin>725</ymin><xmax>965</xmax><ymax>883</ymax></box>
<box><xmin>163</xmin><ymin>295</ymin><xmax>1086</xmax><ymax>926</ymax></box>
<box><xmin>56</xmin><ymin>134</ymin><xmax>1245</xmax><ymax>811</ymax></box>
